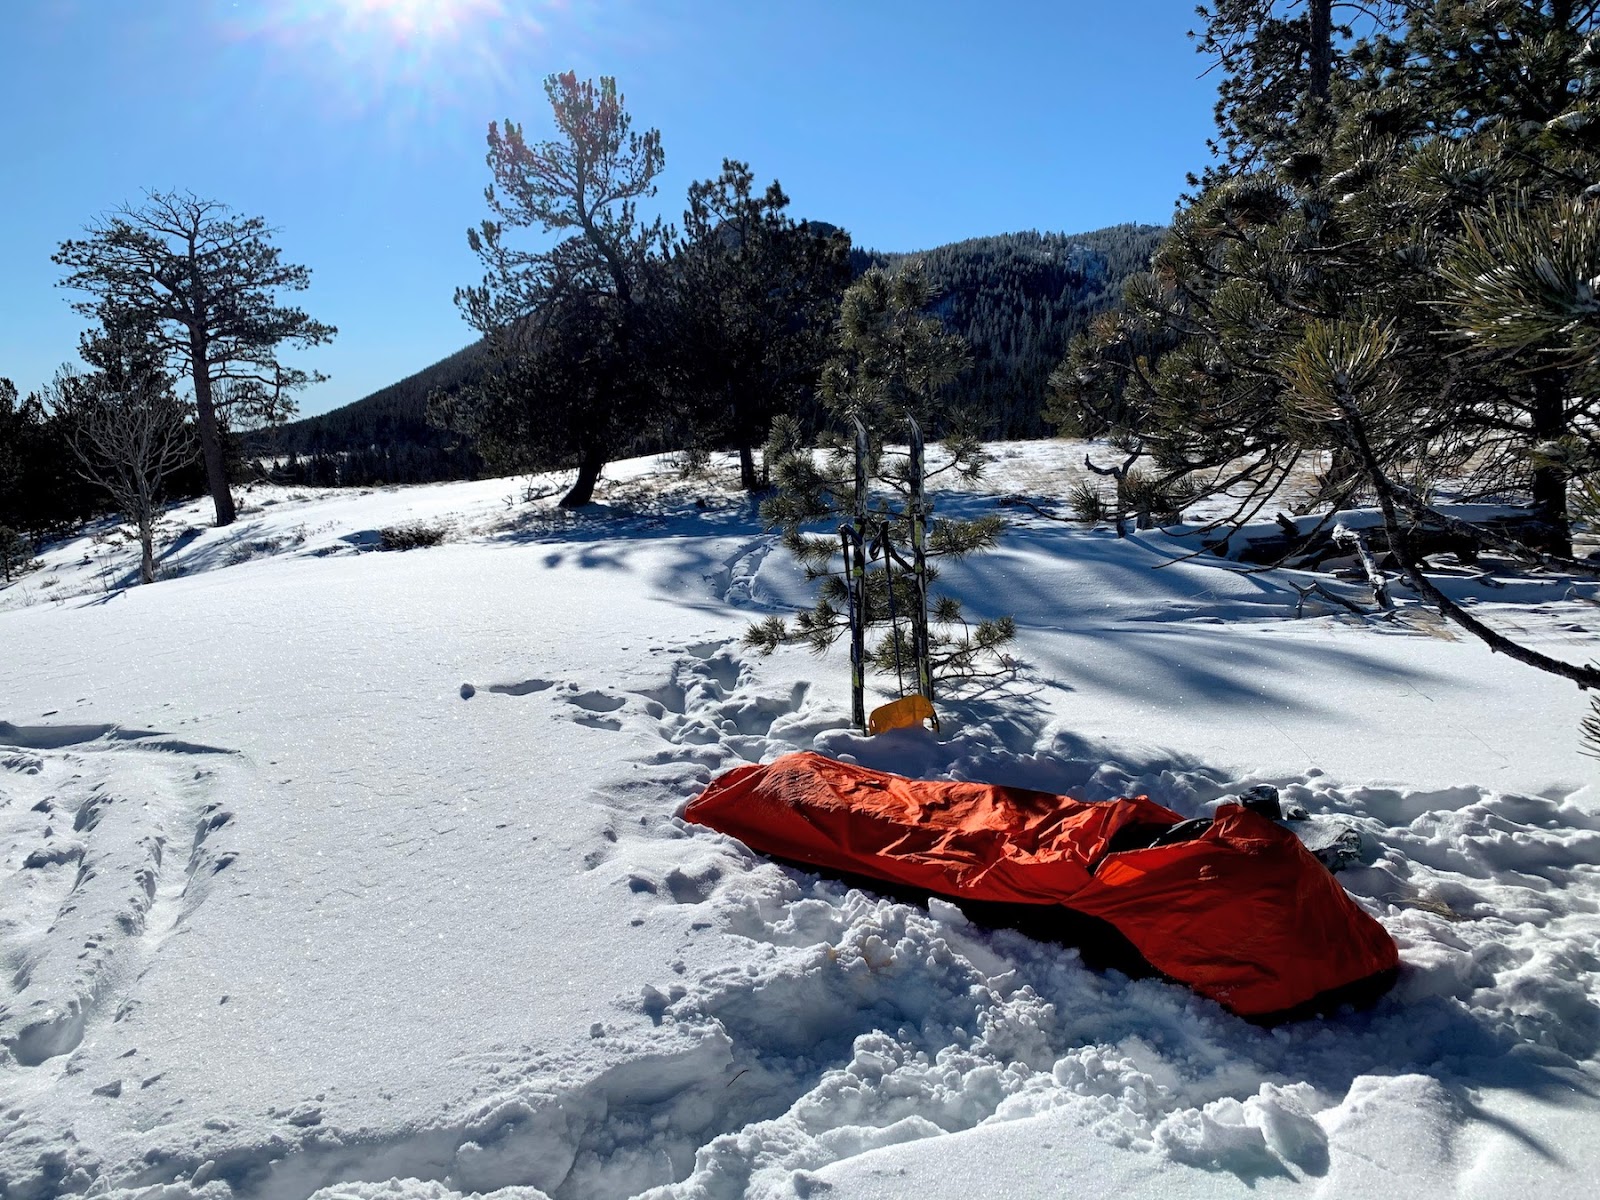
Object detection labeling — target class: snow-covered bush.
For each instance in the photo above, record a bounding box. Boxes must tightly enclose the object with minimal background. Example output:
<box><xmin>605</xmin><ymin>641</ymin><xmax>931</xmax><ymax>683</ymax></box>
<box><xmin>378</xmin><ymin>521</ymin><xmax>448</xmax><ymax>551</ymax></box>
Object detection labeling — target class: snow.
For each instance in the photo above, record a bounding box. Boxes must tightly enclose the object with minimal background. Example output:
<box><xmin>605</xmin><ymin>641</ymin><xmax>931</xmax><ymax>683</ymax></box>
<box><xmin>2</xmin><ymin>442</ymin><xmax>1597</xmax><ymax>1200</ymax></box>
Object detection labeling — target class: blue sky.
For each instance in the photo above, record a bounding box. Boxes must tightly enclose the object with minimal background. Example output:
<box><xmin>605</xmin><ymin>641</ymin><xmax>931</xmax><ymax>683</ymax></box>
<box><xmin>1</xmin><ymin>1</ymin><xmax>1217</xmax><ymax>417</ymax></box>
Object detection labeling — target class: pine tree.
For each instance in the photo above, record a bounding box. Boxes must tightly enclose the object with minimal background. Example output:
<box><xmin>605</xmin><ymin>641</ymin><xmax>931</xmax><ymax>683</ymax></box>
<box><xmin>1055</xmin><ymin>0</ymin><xmax>1600</xmax><ymax>704</ymax></box>
<box><xmin>1384</xmin><ymin>1</ymin><xmax>1600</xmax><ymax>552</ymax></box>
<box><xmin>748</xmin><ymin>267</ymin><xmax>1015</xmax><ymax>693</ymax></box>
<box><xmin>53</xmin><ymin>193</ymin><xmax>334</xmax><ymax>527</ymax></box>
<box><xmin>671</xmin><ymin>161</ymin><xmax>851</xmax><ymax>489</ymax></box>
<box><xmin>1187</xmin><ymin>2</ymin><xmax>1406</xmax><ymax>180</ymax></box>
<box><xmin>450</xmin><ymin>73</ymin><xmax>668</xmax><ymax>508</ymax></box>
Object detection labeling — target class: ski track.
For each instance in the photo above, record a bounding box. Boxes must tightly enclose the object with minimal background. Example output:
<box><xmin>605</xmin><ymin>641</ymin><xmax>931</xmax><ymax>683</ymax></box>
<box><xmin>1</xmin><ymin>726</ymin><xmax>240</xmax><ymax>1068</ymax></box>
<box><xmin>0</xmin><ymin>721</ymin><xmax>244</xmax><ymax>1200</ymax></box>
<box><xmin>45</xmin><ymin>633</ymin><xmax>1584</xmax><ymax>1200</ymax></box>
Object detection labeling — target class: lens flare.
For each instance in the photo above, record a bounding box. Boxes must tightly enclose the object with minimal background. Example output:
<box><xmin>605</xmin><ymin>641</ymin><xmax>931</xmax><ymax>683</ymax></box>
<box><xmin>223</xmin><ymin>0</ymin><xmax>554</xmax><ymax>122</ymax></box>
<box><xmin>314</xmin><ymin>0</ymin><xmax>511</xmax><ymax>48</ymax></box>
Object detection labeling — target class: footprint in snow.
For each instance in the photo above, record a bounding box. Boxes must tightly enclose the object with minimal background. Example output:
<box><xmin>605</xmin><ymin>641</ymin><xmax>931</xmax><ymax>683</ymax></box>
<box><xmin>488</xmin><ymin>679</ymin><xmax>556</xmax><ymax>696</ymax></box>
<box><xmin>554</xmin><ymin>691</ymin><xmax>628</xmax><ymax>732</ymax></box>
<box><xmin>627</xmin><ymin>864</ymin><xmax>723</xmax><ymax>905</ymax></box>
<box><xmin>459</xmin><ymin>678</ymin><xmax>558</xmax><ymax>699</ymax></box>
<box><xmin>566</xmin><ymin>690</ymin><xmax>628</xmax><ymax>714</ymax></box>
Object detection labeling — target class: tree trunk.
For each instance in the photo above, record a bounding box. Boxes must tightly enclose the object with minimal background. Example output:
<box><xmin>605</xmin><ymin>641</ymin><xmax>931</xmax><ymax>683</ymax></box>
<box><xmin>189</xmin><ymin>339</ymin><xmax>236</xmax><ymax>527</ymax></box>
<box><xmin>1324</xmin><ymin>444</ymin><xmax>1362</xmax><ymax>499</ymax></box>
<box><xmin>1308</xmin><ymin>0</ymin><xmax>1333</xmax><ymax>101</ymax></box>
<box><xmin>1531</xmin><ymin>370</ymin><xmax>1571</xmax><ymax>556</ymax></box>
<box><xmin>138</xmin><ymin>514</ymin><xmax>155</xmax><ymax>586</ymax></box>
<box><xmin>738</xmin><ymin>443</ymin><xmax>759</xmax><ymax>491</ymax></box>
<box><xmin>559</xmin><ymin>443</ymin><xmax>606</xmax><ymax>508</ymax></box>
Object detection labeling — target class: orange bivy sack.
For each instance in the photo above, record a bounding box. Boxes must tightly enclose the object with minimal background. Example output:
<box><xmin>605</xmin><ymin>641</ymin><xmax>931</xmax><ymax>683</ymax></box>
<box><xmin>684</xmin><ymin>751</ymin><xmax>1398</xmax><ymax>1019</ymax></box>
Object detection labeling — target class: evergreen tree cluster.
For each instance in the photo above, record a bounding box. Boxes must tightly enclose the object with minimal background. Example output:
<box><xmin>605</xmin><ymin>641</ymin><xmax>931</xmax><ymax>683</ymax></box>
<box><xmin>1052</xmin><ymin>0</ymin><xmax>1600</xmax><ymax>725</ymax></box>
<box><xmin>266</xmin><ymin>225</ymin><xmax>1161</xmax><ymax>483</ymax></box>
<box><xmin>263</xmin><ymin>441</ymin><xmax>486</xmax><ymax>488</ymax></box>
<box><xmin>0</xmin><ymin>379</ymin><xmax>97</xmax><ymax>576</ymax></box>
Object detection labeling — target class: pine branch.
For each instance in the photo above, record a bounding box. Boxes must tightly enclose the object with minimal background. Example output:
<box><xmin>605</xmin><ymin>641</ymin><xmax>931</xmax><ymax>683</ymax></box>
<box><xmin>1337</xmin><ymin>389</ymin><xmax>1600</xmax><ymax>691</ymax></box>
<box><xmin>1387</xmin><ymin>481</ymin><xmax>1600</xmax><ymax>579</ymax></box>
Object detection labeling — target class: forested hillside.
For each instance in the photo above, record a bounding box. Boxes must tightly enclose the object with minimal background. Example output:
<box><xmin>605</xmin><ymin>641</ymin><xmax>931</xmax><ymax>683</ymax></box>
<box><xmin>254</xmin><ymin>340</ymin><xmax>488</xmax><ymax>484</ymax></box>
<box><xmin>861</xmin><ymin>224</ymin><xmax>1164</xmax><ymax>437</ymax></box>
<box><xmin>255</xmin><ymin>223</ymin><xmax>1162</xmax><ymax>483</ymax></box>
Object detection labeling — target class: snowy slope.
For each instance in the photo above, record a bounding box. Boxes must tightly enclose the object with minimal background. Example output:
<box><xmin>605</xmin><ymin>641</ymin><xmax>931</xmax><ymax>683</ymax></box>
<box><xmin>2</xmin><ymin>444</ymin><xmax>1597</xmax><ymax>1200</ymax></box>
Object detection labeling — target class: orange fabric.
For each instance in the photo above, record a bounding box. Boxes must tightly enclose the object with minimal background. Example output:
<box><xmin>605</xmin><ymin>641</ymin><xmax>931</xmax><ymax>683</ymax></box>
<box><xmin>684</xmin><ymin>751</ymin><xmax>1399</xmax><ymax>1017</ymax></box>
<box><xmin>868</xmin><ymin>694</ymin><xmax>937</xmax><ymax>736</ymax></box>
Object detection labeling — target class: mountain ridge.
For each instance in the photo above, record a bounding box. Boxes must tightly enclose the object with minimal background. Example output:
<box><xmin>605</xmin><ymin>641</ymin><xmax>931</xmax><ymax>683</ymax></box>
<box><xmin>255</xmin><ymin>221</ymin><xmax>1164</xmax><ymax>484</ymax></box>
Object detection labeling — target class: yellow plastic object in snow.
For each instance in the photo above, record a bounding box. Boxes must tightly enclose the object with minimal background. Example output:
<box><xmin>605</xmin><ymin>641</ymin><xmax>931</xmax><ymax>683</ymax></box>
<box><xmin>867</xmin><ymin>694</ymin><xmax>936</xmax><ymax>736</ymax></box>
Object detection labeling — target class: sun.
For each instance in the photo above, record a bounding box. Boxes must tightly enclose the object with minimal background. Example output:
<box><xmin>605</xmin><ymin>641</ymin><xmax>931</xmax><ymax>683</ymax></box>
<box><xmin>321</xmin><ymin>0</ymin><xmax>506</xmax><ymax>45</ymax></box>
<box><xmin>228</xmin><ymin>0</ymin><xmax>549</xmax><ymax>121</ymax></box>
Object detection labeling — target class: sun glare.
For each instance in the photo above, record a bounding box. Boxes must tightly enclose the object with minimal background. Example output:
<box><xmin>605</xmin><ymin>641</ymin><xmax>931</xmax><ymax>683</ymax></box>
<box><xmin>228</xmin><ymin>0</ymin><xmax>554</xmax><ymax>121</ymax></box>
<box><xmin>326</xmin><ymin>0</ymin><xmax>505</xmax><ymax>45</ymax></box>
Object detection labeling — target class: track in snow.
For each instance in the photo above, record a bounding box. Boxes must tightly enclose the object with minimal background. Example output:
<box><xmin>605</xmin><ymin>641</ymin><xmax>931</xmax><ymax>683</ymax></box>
<box><xmin>1</xmin><ymin>723</ymin><xmax>241</xmax><ymax>1069</ymax></box>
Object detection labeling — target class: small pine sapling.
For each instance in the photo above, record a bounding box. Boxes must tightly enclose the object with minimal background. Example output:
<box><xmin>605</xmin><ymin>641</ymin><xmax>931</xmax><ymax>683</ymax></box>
<box><xmin>746</xmin><ymin>267</ymin><xmax>1015</xmax><ymax>696</ymax></box>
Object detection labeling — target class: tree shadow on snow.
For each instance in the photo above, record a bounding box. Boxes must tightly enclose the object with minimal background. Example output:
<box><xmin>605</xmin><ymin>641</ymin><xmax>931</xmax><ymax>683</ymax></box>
<box><xmin>488</xmin><ymin>493</ymin><xmax>763</xmax><ymax>549</ymax></box>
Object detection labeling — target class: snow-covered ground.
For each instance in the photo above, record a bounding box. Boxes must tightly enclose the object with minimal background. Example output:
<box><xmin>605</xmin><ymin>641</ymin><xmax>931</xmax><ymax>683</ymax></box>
<box><xmin>2</xmin><ymin>442</ymin><xmax>1596</xmax><ymax>1200</ymax></box>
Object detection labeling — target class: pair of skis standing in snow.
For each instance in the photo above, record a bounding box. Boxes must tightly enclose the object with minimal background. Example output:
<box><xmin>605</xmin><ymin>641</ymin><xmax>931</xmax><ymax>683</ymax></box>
<box><xmin>837</xmin><ymin>418</ymin><xmax>938</xmax><ymax>735</ymax></box>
